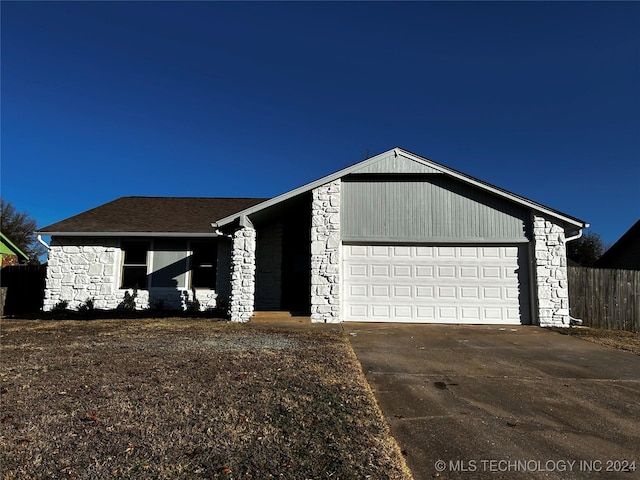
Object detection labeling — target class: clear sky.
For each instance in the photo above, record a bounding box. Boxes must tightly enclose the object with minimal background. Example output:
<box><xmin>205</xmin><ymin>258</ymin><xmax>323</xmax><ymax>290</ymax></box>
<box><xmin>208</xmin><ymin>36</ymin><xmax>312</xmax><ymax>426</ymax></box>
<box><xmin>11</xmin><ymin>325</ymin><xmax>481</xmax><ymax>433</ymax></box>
<box><xmin>2</xmin><ymin>1</ymin><xmax>638</xmax><ymax>248</ymax></box>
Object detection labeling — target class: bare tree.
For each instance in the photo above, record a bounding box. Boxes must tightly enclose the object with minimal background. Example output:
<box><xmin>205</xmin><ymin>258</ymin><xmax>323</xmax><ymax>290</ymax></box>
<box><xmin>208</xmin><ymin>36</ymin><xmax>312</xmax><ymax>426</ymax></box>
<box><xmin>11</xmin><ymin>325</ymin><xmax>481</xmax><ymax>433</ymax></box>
<box><xmin>0</xmin><ymin>198</ymin><xmax>46</xmax><ymax>264</ymax></box>
<box><xmin>566</xmin><ymin>231</ymin><xmax>605</xmax><ymax>267</ymax></box>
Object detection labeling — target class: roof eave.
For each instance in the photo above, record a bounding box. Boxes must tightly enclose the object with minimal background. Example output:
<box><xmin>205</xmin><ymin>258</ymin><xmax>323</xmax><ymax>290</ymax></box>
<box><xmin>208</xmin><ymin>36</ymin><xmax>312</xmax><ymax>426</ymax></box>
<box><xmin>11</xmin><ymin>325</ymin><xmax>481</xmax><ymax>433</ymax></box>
<box><xmin>213</xmin><ymin>149</ymin><xmax>401</xmax><ymax>227</ymax></box>
<box><xmin>36</xmin><ymin>231</ymin><xmax>220</xmax><ymax>238</ymax></box>
<box><xmin>0</xmin><ymin>232</ymin><xmax>30</xmax><ymax>260</ymax></box>
<box><xmin>213</xmin><ymin>147</ymin><xmax>589</xmax><ymax>230</ymax></box>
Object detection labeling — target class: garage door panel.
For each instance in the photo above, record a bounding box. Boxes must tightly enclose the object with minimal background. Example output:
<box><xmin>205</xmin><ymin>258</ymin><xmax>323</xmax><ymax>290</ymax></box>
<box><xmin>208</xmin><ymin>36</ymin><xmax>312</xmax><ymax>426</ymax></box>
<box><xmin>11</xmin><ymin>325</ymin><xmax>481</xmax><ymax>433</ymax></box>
<box><xmin>416</xmin><ymin>286</ymin><xmax>434</xmax><ymax>298</ymax></box>
<box><xmin>415</xmin><ymin>246</ymin><xmax>434</xmax><ymax>257</ymax></box>
<box><xmin>415</xmin><ymin>265</ymin><xmax>434</xmax><ymax>278</ymax></box>
<box><xmin>462</xmin><ymin>307</ymin><xmax>481</xmax><ymax>321</ymax></box>
<box><xmin>393</xmin><ymin>285</ymin><xmax>412</xmax><ymax>297</ymax></box>
<box><xmin>437</xmin><ymin>246</ymin><xmax>456</xmax><ymax>257</ymax></box>
<box><xmin>393</xmin><ymin>305</ymin><xmax>412</xmax><ymax>318</ymax></box>
<box><xmin>460</xmin><ymin>266</ymin><xmax>479</xmax><ymax>278</ymax></box>
<box><xmin>392</xmin><ymin>246</ymin><xmax>411</xmax><ymax>256</ymax></box>
<box><xmin>393</xmin><ymin>265</ymin><xmax>412</xmax><ymax>277</ymax></box>
<box><xmin>482</xmin><ymin>266</ymin><xmax>502</xmax><ymax>279</ymax></box>
<box><xmin>371</xmin><ymin>246</ymin><xmax>390</xmax><ymax>257</ymax></box>
<box><xmin>416</xmin><ymin>306</ymin><xmax>435</xmax><ymax>319</ymax></box>
<box><xmin>439</xmin><ymin>306</ymin><xmax>457</xmax><ymax>319</ymax></box>
<box><xmin>481</xmin><ymin>247</ymin><xmax>500</xmax><ymax>258</ymax></box>
<box><xmin>438</xmin><ymin>286</ymin><xmax>457</xmax><ymax>298</ymax></box>
<box><xmin>348</xmin><ymin>284</ymin><xmax>368</xmax><ymax>297</ymax></box>
<box><xmin>343</xmin><ymin>244</ymin><xmax>530</xmax><ymax>324</ymax></box>
<box><xmin>371</xmin><ymin>265</ymin><xmax>390</xmax><ymax>277</ymax></box>
<box><xmin>483</xmin><ymin>286</ymin><xmax>502</xmax><ymax>299</ymax></box>
<box><xmin>438</xmin><ymin>265</ymin><xmax>456</xmax><ymax>278</ymax></box>
<box><xmin>348</xmin><ymin>264</ymin><xmax>368</xmax><ymax>277</ymax></box>
<box><xmin>461</xmin><ymin>286</ymin><xmax>480</xmax><ymax>299</ymax></box>
<box><xmin>371</xmin><ymin>305</ymin><xmax>391</xmax><ymax>318</ymax></box>
<box><xmin>371</xmin><ymin>284</ymin><xmax>391</xmax><ymax>298</ymax></box>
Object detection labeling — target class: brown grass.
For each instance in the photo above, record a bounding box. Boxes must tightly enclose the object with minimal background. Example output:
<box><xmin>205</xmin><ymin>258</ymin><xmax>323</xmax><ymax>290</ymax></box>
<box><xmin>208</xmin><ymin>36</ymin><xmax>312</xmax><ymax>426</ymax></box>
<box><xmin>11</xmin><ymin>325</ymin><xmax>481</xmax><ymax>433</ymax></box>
<box><xmin>0</xmin><ymin>319</ymin><xmax>412</xmax><ymax>479</ymax></box>
<box><xmin>550</xmin><ymin>326</ymin><xmax>640</xmax><ymax>355</ymax></box>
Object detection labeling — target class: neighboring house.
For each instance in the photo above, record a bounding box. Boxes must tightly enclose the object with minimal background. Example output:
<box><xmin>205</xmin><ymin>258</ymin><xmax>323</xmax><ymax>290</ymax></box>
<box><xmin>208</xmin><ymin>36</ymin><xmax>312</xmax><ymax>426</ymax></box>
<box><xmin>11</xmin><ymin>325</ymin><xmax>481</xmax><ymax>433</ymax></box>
<box><xmin>0</xmin><ymin>232</ymin><xmax>29</xmax><ymax>266</ymax></box>
<box><xmin>595</xmin><ymin>219</ymin><xmax>640</xmax><ymax>270</ymax></box>
<box><xmin>38</xmin><ymin>148</ymin><xmax>588</xmax><ymax>327</ymax></box>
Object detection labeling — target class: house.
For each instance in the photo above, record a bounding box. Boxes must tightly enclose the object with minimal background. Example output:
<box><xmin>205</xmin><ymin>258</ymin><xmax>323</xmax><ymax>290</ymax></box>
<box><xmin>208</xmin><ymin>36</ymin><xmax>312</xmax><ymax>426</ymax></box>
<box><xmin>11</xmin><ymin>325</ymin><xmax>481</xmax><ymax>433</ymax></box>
<box><xmin>595</xmin><ymin>219</ymin><xmax>640</xmax><ymax>270</ymax></box>
<box><xmin>38</xmin><ymin>148</ymin><xmax>588</xmax><ymax>327</ymax></box>
<box><xmin>1</xmin><ymin>232</ymin><xmax>30</xmax><ymax>266</ymax></box>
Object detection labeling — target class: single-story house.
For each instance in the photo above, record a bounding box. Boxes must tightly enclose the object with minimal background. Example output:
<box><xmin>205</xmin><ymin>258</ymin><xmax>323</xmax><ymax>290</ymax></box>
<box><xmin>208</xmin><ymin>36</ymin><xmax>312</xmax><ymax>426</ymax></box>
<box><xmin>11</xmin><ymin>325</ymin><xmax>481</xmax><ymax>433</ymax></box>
<box><xmin>1</xmin><ymin>232</ymin><xmax>30</xmax><ymax>266</ymax></box>
<box><xmin>38</xmin><ymin>148</ymin><xmax>588</xmax><ymax>327</ymax></box>
<box><xmin>595</xmin><ymin>219</ymin><xmax>640</xmax><ymax>270</ymax></box>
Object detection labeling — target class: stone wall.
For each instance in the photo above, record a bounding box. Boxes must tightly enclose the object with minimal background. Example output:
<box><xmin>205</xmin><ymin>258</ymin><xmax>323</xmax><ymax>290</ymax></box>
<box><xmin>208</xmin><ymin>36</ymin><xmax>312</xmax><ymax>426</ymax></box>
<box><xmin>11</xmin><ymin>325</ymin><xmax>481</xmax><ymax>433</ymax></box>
<box><xmin>228</xmin><ymin>226</ymin><xmax>256</xmax><ymax>322</ymax></box>
<box><xmin>310</xmin><ymin>180</ymin><xmax>341</xmax><ymax>323</ymax></box>
<box><xmin>43</xmin><ymin>237</ymin><xmax>219</xmax><ymax>312</ymax></box>
<box><xmin>44</xmin><ymin>237</ymin><xmax>120</xmax><ymax>311</ymax></box>
<box><xmin>255</xmin><ymin>222</ymin><xmax>283</xmax><ymax>310</ymax></box>
<box><xmin>533</xmin><ymin>215</ymin><xmax>570</xmax><ymax>327</ymax></box>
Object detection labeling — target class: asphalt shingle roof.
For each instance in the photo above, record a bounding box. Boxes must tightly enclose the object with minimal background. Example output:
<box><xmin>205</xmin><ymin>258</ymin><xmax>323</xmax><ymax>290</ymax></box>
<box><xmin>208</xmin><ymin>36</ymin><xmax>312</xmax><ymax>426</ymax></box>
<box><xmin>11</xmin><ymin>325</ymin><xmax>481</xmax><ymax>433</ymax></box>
<box><xmin>38</xmin><ymin>197</ymin><xmax>268</xmax><ymax>234</ymax></box>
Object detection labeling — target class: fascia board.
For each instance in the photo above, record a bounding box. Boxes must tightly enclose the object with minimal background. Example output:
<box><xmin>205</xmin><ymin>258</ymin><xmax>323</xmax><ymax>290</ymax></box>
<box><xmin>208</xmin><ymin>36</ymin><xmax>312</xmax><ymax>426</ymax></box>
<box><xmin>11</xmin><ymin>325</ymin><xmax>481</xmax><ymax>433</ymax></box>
<box><xmin>214</xmin><ymin>146</ymin><xmax>588</xmax><ymax>230</ymax></box>
<box><xmin>0</xmin><ymin>232</ymin><xmax>29</xmax><ymax>259</ymax></box>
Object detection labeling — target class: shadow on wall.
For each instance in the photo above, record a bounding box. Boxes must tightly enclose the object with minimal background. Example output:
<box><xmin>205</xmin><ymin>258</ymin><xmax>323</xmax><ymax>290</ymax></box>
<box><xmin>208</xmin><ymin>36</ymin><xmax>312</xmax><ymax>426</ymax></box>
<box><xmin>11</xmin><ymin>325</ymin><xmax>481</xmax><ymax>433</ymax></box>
<box><xmin>119</xmin><ymin>254</ymin><xmax>219</xmax><ymax>312</ymax></box>
<box><xmin>517</xmin><ymin>246</ymin><xmax>532</xmax><ymax>325</ymax></box>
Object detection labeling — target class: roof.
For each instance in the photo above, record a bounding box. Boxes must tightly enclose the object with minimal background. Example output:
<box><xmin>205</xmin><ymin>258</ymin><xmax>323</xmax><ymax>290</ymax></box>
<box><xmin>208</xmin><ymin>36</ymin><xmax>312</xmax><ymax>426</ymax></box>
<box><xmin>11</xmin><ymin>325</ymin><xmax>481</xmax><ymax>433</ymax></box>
<box><xmin>37</xmin><ymin>197</ymin><xmax>268</xmax><ymax>236</ymax></box>
<box><xmin>0</xmin><ymin>232</ymin><xmax>30</xmax><ymax>260</ymax></box>
<box><xmin>595</xmin><ymin>219</ymin><xmax>640</xmax><ymax>270</ymax></box>
<box><xmin>214</xmin><ymin>147</ymin><xmax>589</xmax><ymax>230</ymax></box>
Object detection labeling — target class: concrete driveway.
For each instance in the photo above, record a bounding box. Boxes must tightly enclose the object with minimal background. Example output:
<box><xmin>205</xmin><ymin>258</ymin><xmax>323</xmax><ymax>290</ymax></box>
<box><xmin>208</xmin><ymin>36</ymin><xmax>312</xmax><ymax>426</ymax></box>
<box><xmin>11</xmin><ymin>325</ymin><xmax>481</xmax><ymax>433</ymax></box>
<box><xmin>344</xmin><ymin>324</ymin><xmax>640</xmax><ymax>480</ymax></box>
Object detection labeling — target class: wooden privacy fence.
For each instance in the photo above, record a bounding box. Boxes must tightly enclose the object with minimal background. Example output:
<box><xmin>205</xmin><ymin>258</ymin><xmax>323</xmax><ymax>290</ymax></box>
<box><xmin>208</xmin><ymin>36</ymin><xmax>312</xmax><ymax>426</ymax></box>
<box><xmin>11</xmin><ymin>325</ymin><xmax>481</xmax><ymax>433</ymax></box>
<box><xmin>568</xmin><ymin>266</ymin><xmax>640</xmax><ymax>332</ymax></box>
<box><xmin>0</xmin><ymin>264</ymin><xmax>46</xmax><ymax>316</ymax></box>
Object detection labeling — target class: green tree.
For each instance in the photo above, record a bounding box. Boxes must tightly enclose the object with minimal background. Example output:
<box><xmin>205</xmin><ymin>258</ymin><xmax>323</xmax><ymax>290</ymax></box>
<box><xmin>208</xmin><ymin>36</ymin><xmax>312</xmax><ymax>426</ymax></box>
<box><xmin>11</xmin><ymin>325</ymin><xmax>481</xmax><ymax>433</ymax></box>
<box><xmin>0</xmin><ymin>198</ymin><xmax>46</xmax><ymax>264</ymax></box>
<box><xmin>566</xmin><ymin>231</ymin><xmax>605</xmax><ymax>267</ymax></box>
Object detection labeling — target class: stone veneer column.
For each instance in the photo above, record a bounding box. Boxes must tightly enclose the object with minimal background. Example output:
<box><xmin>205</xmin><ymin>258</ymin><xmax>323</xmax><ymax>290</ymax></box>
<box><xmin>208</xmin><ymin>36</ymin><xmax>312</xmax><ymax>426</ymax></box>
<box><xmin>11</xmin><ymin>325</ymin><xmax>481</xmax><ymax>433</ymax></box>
<box><xmin>311</xmin><ymin>179</ymin><xmax>341</xmax><ymax>323</ymax></box>
<box><xmin>228</xmin><ymin>226</ymin><xmax>256</xmax><ymax>322</ymax></box>
<box><xmin>533</xmin><ymin>215</ymin><xmax>570</xmax><ymax>327</ymax></box>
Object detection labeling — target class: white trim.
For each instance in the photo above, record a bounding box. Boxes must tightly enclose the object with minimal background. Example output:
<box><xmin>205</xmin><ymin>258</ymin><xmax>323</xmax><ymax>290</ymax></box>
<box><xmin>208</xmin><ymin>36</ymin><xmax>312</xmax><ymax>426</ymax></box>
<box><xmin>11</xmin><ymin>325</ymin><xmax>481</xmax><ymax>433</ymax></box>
<box><xmin>147</xmin><ymin>246</ymin><xmax>156</xmax><ymax>288</ymax></box>
<box><xmin>213</xmin><ymin>147</ymin><xmax>588</xmax><ymax>229</ymax></box>
<box><xmin>341</xmin><ymin>237</ymin><xmax>531</xmax><ymax>245</ymax></box>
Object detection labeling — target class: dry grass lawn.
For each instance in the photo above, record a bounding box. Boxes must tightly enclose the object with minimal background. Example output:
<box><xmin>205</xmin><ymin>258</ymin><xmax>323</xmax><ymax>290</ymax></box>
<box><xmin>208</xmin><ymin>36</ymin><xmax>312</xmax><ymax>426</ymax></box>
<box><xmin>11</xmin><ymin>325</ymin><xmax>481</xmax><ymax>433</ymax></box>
<box><xmin>550</xmin><ymin>326</ymin><xmax>640</xmax><ymax>355</ymax></box>
<box><xmin>0</xmin><ymin>319</ymin><xmax>412</xmax><ymax>479</ymax></box>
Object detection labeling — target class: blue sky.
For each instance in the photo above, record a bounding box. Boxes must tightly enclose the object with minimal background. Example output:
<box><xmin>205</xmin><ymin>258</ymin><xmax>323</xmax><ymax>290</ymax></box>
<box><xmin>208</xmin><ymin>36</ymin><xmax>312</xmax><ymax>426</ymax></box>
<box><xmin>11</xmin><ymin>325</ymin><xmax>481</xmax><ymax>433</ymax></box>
<box><xmin>2</xmin><ymin>1</ymin><xmax>638</xmax><ymax>247</ymax></box>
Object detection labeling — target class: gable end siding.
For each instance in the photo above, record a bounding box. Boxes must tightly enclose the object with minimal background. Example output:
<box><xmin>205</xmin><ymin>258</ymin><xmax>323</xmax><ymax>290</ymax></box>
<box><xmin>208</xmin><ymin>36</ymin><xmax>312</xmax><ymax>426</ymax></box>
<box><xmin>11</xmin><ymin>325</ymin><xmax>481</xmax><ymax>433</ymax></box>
<box><xmin>341</xmin><ymin>176</ymin><xmax>529</xmax><ymax>243</ymax></box>
<box><xmin>351</xmin><ymin>151</ymin><xmax>442</xmax><ymax>174</ymax></box>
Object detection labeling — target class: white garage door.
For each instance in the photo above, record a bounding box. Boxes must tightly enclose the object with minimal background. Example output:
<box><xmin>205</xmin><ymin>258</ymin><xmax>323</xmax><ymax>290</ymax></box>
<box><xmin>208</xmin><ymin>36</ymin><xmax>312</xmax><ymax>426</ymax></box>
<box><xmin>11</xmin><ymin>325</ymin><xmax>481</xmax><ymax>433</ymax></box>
<box><xmin>342</xmin><ymin>245</ymin><xmax>530</xmax><ymax>324</ymax></box>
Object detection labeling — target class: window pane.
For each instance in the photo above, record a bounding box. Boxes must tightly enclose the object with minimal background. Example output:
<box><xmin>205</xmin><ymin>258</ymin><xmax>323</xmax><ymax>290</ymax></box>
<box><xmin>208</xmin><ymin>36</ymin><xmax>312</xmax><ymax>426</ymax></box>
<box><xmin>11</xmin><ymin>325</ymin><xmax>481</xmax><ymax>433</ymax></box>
<box><xmin>192</xmin><ymin>266</ymin><xmax>216</xmax><ymax>288</ymax></box>
<box><xmin>121</xmin><ymin>241</ymin><xmax>149</xmax><ymax>288</ymax></box>
<box><xmin>122</xmin><ymin>266</ymin><xmax>148</xmax><ymax>289</ymax></box>
<box><xmin>191</xmin><ymin>241</ymin><xmax>217</xmax><ymax>289</ymax></box>
<box><xmin>151</xmin><ymin>240</ymin><xmax>188</xmax><ymax>288</ymax></box>
<box><xmin>123</xmin><ymin>242</ymin><xmax>148</xmax><ymax>265</ymax></box>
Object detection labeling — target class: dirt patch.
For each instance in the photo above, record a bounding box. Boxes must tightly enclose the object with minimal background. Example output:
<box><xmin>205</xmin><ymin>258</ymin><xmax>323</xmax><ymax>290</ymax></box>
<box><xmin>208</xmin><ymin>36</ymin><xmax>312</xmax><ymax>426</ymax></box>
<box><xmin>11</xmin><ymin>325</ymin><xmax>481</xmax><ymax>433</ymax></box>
<box><xmin>0</xmin><ymin>319</ymin><xmax>412</xmax><ymax>479</ymax></box>
<box><xmin>550</xmin><ymin>326</ymin><xmax>640</xmax><ymax>355</ymax></box>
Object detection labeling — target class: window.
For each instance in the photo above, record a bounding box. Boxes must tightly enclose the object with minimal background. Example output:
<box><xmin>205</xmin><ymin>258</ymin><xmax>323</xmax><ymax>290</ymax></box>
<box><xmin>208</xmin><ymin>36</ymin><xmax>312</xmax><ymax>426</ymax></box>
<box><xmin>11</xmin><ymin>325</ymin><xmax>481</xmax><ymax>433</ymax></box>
<box><xmin>121</xmin><ymin>241</ymin><xmax>149</xmax><ymax>289</ymax></box>
<box><xmin>150</xmin><ymin>240</ymin><xmax>188</xmax><ymax>288</ymax></box>
<box><xmin>190</xmin><ymin>241</ymin><xmax>217</xmax><ymax>289</ymax></box>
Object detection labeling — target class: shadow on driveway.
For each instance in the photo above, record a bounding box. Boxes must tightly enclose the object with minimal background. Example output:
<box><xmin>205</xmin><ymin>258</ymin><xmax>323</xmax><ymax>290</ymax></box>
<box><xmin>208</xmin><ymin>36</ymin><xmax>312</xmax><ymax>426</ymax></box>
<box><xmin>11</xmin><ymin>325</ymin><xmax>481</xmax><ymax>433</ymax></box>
<box><xmin>345</xmin><ymin>324</ymin><xmax>640</xmax><ymax>480</ymax></box>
